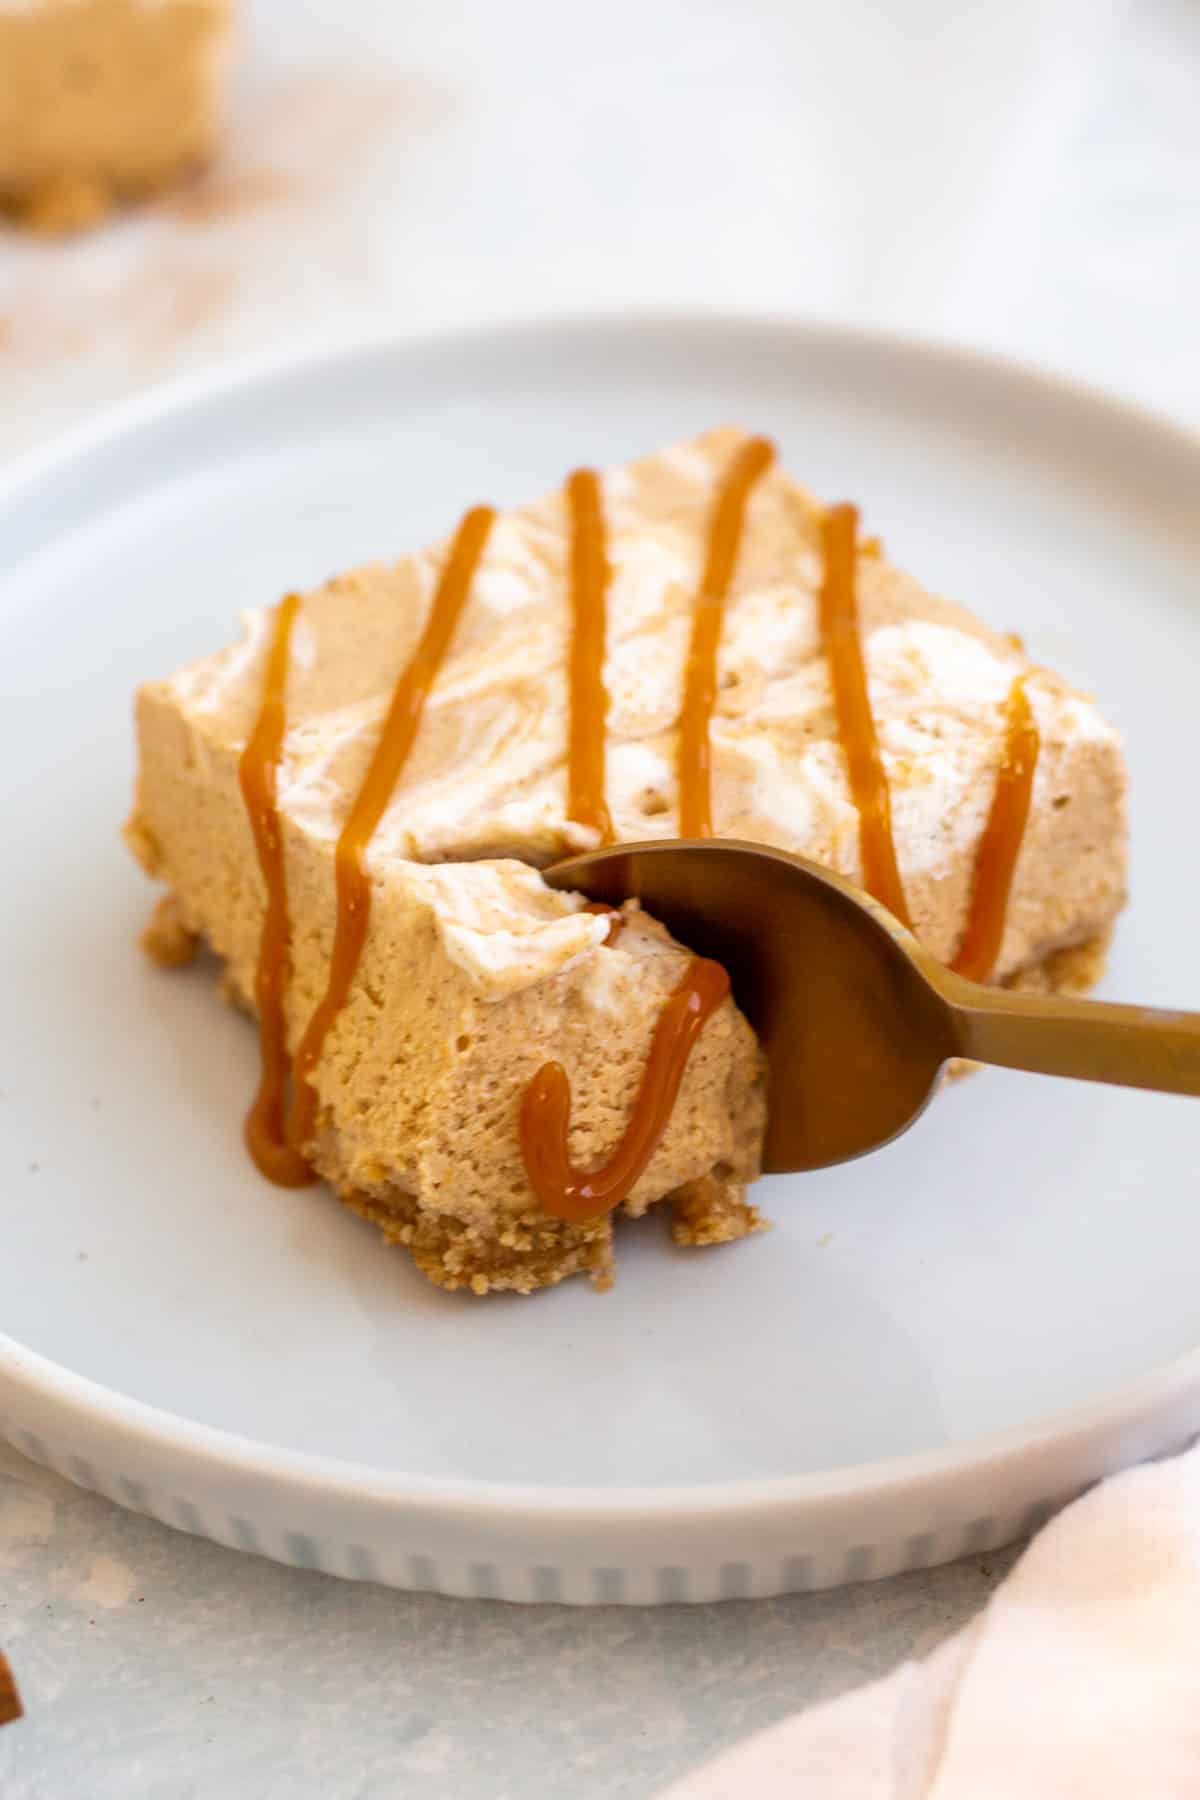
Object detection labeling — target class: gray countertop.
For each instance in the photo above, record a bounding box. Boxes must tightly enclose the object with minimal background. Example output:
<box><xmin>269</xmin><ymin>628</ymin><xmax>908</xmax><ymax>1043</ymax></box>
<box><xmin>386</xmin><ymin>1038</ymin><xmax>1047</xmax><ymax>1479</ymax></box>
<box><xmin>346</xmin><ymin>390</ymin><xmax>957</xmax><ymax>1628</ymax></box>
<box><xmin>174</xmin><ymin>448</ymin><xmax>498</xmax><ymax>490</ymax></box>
<box><xmin>1</xmin><ymin>0</ymin><xmax>1196</xmax><ymax>1793</ymax></box>
<box><xmin>1</xmin><ymin>1444</ymin><xmax>1019</xmax><ymax>1799</ymax></box>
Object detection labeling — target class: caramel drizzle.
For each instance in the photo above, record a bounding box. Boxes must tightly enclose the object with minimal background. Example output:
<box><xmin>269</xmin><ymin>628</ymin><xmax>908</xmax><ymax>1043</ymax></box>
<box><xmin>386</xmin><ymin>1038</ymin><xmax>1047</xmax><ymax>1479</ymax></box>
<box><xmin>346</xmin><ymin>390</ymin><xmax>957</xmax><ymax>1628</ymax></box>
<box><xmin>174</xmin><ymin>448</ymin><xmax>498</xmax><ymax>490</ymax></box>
<box><xmin>238</xmin><ymin>593</ymin><xmax>315</xmax><ymax>1187</ymax></box>
<box><xmin>819</xmin><ymin>503</ymin><xmax>912</xmax><ymax>929</ymax></box>
<box><xmin>519</xmin><ymin>957</ymin><xmax>729</xmax><ymax>1222</ymax></box>
<box><xmin>565</xmin><ymin>469</ymin><xmax>613</xmax><ymax>843</ymax></box>
<box><xmin>677</xmin><ymin>436</ymin><xmax>776</xmax><ymax>837</ymax></box>
<box><xmin>950</xmin><ymin>676</ymin><xmax>1039</xmax><ymax>981</ymax></box>
<box><xmin>287</xmin><ymin>505</ymin><xmax>496</xmax><ymax>1156</ymax></box>
<box><xmin>582</xmin><ymin>899</ymin><xmax>625</xmax><ymax>947</ymax></box>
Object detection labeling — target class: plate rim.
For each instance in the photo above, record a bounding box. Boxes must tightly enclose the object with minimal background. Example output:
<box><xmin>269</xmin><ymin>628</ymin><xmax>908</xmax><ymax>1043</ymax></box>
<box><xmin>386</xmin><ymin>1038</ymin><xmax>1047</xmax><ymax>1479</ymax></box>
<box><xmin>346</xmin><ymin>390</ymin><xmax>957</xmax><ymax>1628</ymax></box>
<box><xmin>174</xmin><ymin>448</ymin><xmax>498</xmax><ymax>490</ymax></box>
<box><xmin>4</xmin><ymin>307</ymin><xmax>1199</xmax><ymax>1534</ymax></box>
<box><xmin>5</xmin><ymin>1326</ymin><xmax>1200</xmax><ymax>1522</ymax></box>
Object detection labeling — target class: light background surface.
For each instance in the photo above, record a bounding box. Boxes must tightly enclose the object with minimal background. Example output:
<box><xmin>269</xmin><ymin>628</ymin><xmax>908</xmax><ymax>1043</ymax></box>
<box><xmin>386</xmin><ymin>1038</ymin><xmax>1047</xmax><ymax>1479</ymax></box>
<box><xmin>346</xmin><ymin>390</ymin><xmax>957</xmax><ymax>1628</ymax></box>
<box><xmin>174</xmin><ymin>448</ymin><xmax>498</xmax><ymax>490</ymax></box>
<box><xmin>1</xmin><ymin>1</ymin><xmax>1196</xmax><ymax>1794</ymax></box>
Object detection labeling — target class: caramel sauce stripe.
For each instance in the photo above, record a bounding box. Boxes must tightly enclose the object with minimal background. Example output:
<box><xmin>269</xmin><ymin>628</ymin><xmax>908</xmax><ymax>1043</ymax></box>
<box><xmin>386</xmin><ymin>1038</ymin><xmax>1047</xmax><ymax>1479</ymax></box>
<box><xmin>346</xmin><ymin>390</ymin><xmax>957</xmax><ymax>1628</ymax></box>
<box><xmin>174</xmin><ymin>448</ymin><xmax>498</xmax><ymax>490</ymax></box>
<box><xmin>951</xmin><ymin>675</ymin><xmax>1040</xmax><ymax>982</ymax></box>
<box><xmin>565</xmin><ymin>468</ymin><xmax>614</xmax><ymax>843</ymax></box>
<box><xmin>818</xmin><ymin>503</ymin><xmax>912</xmax><ymax>929</ymax></box>
<box><xmin>677</xmin><ymin>437</ymin><xmax>776</xmax><ymax>837</ymax></box>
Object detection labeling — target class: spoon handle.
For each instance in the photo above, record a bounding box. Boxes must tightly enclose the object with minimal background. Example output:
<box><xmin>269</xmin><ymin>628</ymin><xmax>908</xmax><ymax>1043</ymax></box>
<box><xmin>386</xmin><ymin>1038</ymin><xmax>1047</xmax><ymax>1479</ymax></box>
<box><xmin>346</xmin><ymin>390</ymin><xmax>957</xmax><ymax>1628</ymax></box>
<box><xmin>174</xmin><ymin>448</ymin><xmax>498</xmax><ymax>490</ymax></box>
<box><xmin>943</xmin><ymin>981</ymin><xmax>1200</xmax><ymax>1096</ymax></box>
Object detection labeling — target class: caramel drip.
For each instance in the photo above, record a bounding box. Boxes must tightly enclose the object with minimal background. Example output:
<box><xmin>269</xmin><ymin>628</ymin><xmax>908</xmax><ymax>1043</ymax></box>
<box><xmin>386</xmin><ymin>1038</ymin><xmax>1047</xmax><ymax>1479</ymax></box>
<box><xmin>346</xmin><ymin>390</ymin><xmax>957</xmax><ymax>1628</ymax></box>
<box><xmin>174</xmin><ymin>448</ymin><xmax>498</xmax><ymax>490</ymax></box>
<box><xmin>565</xmin><ymin>469</ymin><xmax>613</xmax><ymax>842</ymax></box>
<box><xmin>677</xmin><ymin>436</ymin><xmax>776</xmax><ymax>837</ymax></box>
<box><xmin>582</xmin><ymin>899</ymin><xmax>625</xmax><ymax>946</ymax></box>
<box><xmin>951</xmin><ymin>676</ymin><xmax>1040</xmax><ymax>981</ymax></box>
<box><xmin>238</xmin><ymin>593</ymin><xmax>315</xmax><ymax>1188</ymax></box>
<box><xmin>286</xmin><ymin>506</ymin><xmax>496</xmax><ymax>1158</ymax></box>
<box><xmin>819</xmin><ymin>503</ymin><xmax>911</xmax><ymax>929</ymax></box>
<box><xmin>519</xmin><ymin>957</ymin><xmax>729</xmax><ymax>1222</ymax></box>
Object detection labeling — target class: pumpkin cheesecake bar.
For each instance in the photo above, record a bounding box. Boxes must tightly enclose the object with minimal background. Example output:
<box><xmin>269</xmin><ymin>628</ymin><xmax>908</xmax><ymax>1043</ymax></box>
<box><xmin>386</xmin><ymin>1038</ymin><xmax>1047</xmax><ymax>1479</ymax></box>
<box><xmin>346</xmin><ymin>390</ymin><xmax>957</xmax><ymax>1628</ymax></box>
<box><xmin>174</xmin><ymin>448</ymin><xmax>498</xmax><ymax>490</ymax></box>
<box><xmin>127</xmin><ymin>426</ymin><xmax>1128</xmax><ymax>1293</ymax></box>
<box><xmin>0</xmin><ymin>0</ymin><xmax>233</xmax><ymax>232</ymax></box>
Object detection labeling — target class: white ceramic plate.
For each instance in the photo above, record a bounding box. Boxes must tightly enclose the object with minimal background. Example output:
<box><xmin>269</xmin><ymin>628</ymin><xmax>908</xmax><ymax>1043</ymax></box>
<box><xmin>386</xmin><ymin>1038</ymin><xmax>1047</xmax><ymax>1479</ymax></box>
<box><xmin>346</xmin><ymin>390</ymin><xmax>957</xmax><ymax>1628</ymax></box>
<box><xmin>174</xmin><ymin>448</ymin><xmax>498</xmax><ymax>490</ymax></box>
<box><xmin>3</xmin><ymin>317</ymin><xmax>1199</xmax><ymax>1605</ymax></box>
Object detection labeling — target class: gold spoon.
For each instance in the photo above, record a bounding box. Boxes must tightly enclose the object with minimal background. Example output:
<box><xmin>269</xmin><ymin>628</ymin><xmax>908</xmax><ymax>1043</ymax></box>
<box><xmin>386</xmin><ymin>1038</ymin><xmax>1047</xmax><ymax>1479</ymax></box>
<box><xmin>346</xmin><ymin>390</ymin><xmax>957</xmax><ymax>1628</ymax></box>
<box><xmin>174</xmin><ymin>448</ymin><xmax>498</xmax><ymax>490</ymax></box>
<box><xmin>546</xmin><ymin>838</ymin><xmax>1200</xmax><ymax>1174</ymax></box>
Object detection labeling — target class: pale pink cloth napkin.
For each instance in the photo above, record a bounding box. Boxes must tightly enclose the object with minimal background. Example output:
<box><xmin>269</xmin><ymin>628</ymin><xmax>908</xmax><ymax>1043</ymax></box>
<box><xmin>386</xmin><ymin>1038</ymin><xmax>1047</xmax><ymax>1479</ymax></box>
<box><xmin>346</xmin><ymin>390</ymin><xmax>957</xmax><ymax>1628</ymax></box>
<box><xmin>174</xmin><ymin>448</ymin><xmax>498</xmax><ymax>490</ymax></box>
<box><xmin>661</xmin><ymin>1441</ymin><xmax>1200</xmax><ymax>1799</ymax></box>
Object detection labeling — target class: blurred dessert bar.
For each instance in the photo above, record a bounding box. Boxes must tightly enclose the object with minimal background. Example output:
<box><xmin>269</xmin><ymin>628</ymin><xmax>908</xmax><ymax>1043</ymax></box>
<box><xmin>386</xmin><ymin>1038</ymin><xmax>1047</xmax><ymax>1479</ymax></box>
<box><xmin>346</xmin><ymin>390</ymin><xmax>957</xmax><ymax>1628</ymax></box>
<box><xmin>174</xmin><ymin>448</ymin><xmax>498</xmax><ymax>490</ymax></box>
<box><xmin>0</xmin><ymin>0</ymin><xmax>233</xmax><ymax>231</ymax></box>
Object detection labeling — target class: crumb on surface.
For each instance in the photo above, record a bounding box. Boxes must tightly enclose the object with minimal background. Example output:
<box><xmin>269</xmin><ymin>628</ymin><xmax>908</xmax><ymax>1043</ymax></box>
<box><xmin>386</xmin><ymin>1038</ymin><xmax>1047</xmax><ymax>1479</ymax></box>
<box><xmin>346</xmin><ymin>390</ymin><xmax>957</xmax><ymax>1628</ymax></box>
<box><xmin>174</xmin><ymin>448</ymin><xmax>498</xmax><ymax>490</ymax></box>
<box><xmin>3</xmin><ymin>171</ymin><xmax>114</xmax><ymax>235</ymax></box>
<box><xmin>669</xmin><ymin>1172</ymin><xmax>766</xmax><ymax>1248</ymax></box>
<box><xmin>139</xmin><ymin>895</ymin><xmax>199</xmax><ymax>969</ymax></box>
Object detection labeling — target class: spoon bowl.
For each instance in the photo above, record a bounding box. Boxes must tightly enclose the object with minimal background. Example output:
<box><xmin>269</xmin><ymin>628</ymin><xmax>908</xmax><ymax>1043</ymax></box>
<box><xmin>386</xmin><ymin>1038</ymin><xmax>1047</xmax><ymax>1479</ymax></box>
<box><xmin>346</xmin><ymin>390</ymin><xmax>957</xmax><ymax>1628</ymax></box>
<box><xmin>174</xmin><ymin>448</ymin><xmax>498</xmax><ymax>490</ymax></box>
<box><xmin>547</xmin><ymin>839</ymin><xmax>1200</xmax><ymax>1174</ymax></box>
